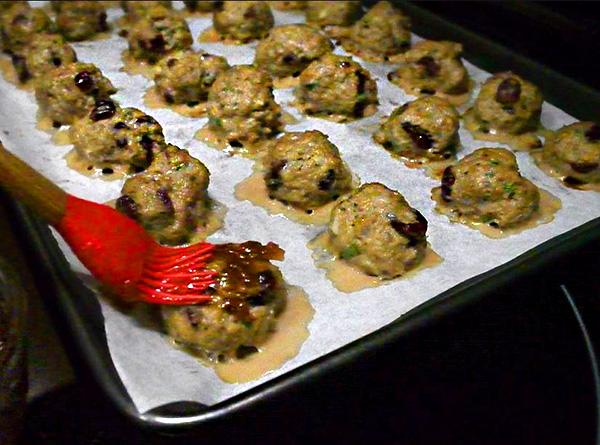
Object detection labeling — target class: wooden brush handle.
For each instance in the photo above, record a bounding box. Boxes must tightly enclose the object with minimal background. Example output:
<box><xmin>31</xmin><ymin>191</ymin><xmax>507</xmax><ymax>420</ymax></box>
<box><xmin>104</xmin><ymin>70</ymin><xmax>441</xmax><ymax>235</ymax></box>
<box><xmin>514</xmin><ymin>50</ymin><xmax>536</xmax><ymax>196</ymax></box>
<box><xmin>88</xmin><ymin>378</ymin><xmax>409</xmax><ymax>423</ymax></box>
<box><xmin>0</xmin><ymin>141</ymin><xmax>67</xmax><ymax>226</ymax></box>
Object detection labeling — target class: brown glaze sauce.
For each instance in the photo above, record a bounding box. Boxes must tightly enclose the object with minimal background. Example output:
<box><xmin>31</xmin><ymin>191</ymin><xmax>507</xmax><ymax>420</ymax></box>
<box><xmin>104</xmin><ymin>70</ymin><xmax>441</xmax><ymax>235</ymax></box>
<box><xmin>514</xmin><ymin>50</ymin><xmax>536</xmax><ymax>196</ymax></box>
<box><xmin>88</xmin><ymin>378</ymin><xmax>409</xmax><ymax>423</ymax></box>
<box><xmin>292</xmin><ymin>100</ymin><xmax>378</xmax><ymax>123</ymax></box>
<box><xmin>389</xmin><ymin>76</ymin><xmax>473</xmax><ymax>108</ymax></box>
<box><xmin>195</xmin><ymin>125</ymin><xmax>274</xmax><ymax>159</ymax></box>
<box><xmin>531</xmin><ymin>150</ymin><xmax>600</xmax><ymax>192</ymax></box>
<box><xmin>65</xmin><ymin>149</ymin><xmax>131</xmax><ymax>180</ymax></box>
<box><xmin>431</xmin><ymin>187</ymin><xmax>562</xmax><ymax>238</ymax></box>
<box><xmin>143</xmin><ymin>86</ymin><xmax>209</xmax><ymax>118</ymax></box>
<box><xmin>0</xmin><ymin>57</ymin><xmax>32</xmax><ymax>91</ymax></box>
<box><xmin>198</xmin><ymin>27</ymin><xmax>249</xmax><ymax>46</ymax></box>
<box><xmin>120</xmin><ymin>50</ymin><xmax>157</xmax><ymax>79</ymax></box>
<box><xmin>308</xmin><ymin>232</ymin><xmax>442</xmax><ymax>293</ymax></box>
<box><xmin>36</xmin><ymin>114</ymin><xmax>73</xmax><ymax>145</ymax></box>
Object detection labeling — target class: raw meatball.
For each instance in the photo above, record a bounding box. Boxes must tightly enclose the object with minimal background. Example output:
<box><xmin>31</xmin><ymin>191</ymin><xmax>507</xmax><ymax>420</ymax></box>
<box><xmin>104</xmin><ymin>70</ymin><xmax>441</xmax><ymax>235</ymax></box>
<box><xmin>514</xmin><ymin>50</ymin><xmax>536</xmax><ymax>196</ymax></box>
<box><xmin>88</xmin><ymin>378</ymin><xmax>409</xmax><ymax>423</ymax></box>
<box><xmin>183</xmin><ymin>1</ymin><xmax>221</xmax><ymax>12</ymax></box>
<box><xmin>0</xmin><ymin>3</ymin><xmax>54</xmax><ymax>53</ymax></box>
<box><xmin>388</xmin><ymin>40</ymin><xmax>469</xmax><ymax>95</ymax></box>
<box><xmin>470</xmin><ymin>72</ymin><xmax>543</xmax><ymax>135</ymax></box>
<box><xmin>306</xmin><ymin>1</ymin><xmax>362</xmax><ymax>27</ymax></box>
<box><xmin>254</xmin><ymin>24</ymin><xmax>333</xmax><ymax>79</ymax></box>
<box><xmin>328</xmin><ymin>183</ymin><xmax>428</xmax><ymax>278</ymax></box>
<box><xmin>213</xmin><ymin>1</ymin><xmax>274</xmax><ymax>43</ymax></box>
<box><xmin>126</xmin><ymin>9</ymin><xmax>192</xmax><ymax>64</ymax></box>
<box><xmin>340</xmin><ymin>1</ymin><xmax>410</xmax><ymax>61</ymax></box>
<box><xmin>268</xmin><ymin>1</ymin><xmax>306</xmax><ymax>11</ymax></box>
<box><xmin>436</xmin><ymin>147</ymin><xmax>540</xmax><ymax>228</ymax></box>
<box><xmin>10</xmin><ymin>32</ymin><xmax>77</xmax><ymax>83</ymax></box>
<box><xmin>120</xmin><ymin>1</ymin><xmax>172</xmax><ymax>21</ymax></box>
<box><xmin>161</xmin><ymin>242</ymin><xmax>287</xmax><ymax>361</ymax></box>
<box><xmin>34</xmin><ymin>62</ymin><xmax>116</xmax><ymax>126</ymax></box>
<box><xmin>117</xmin><ymin>144</ymin><xmax>211</xmax><ymax>245</ymax></box>
<box><xmin>374</xmin><ymin>96</ymin><xmax>460</xmax><ymax>162</ymax></box>
<box><xmin>207</xmin><ymin>65</ymin><xmax>283</xmax><ymax>145</ymax></box>
<box><xmin>53</xmin><ymin>1</ymin><xmax>108</xmax><ymax>41</ymax></box>
<box><xmin>295</xmin><ymin>53</ymin><xmax>378</xmax><ymax>121</ymax></box>
<box><xmin>264</xmin><ymin>130</ymin><xmax>353</xmax><ymax>210</ymax></box>
<box><xmin>154</xmin><ymin>50</ymin><xmax>229</xmax><ymax>105</ymax></box>
<box><xmin>540</xmin><ymin>122</ymin><xmax>600</xmax><ymax>185</ymax></box>
<box><xmin>70</xmin><ymin>101</ymin><xmax>166</xmax><ymax>174</ymax></box>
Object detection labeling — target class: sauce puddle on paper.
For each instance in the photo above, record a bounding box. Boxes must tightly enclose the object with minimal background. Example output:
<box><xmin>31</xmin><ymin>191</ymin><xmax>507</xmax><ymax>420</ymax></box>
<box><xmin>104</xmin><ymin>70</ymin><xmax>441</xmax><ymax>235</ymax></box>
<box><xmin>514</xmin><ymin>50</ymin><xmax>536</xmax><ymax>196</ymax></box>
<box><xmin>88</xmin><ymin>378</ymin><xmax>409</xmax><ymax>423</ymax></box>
<box><xmin>531</xmin><ymin>150</ymin><xmax>600</xmax><ymax>192</ymax></box>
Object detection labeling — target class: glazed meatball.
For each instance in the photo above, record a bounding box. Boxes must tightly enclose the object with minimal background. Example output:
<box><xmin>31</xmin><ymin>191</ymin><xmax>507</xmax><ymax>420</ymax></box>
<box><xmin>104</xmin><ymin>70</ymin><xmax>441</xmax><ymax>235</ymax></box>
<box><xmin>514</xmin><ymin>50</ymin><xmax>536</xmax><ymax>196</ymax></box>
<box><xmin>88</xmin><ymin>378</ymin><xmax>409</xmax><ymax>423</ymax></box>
<box><xmin>328</xmin><ymin>183</ymin><xmax>428</xmax><ymax>278</ymax></box>
<box><xmin>264</xmin><ymin>131</ymin><xmax>353</xmax><ymax>210</ymax></box>
<box><xmin>268</xmin><ymin>1</ymin><xmax>306</xmax><ymax>11</ymax></box>
<box><xmin>306</xmin><ymin>1</ymin><xmax>362</xmax><ymax>27</ymax></box>
<box><xmin>213</xmin><ymin>1</ymin><xmax>274</xmax><ymax>43</ymax></box>
<box><xmin>374</xmin><ymin>96</ymin><xmax>460</xmax><ymax>163</ymax></box>
<box><xmin>53</xmin><ymin>1</ymin><xmax>108</xmax><ymax>41</ymax></box>
<box><xmin>388</xmin><ymin>40</ymin><xmax>469</xmax><ymax>96</ymax></box>
<box><xmin>470</xmin><ymin>72</ymin><xmax>543</xmax><ymax>135</ymax></box>
<box><xmin>183</xmin><ymin>1</ymin><xmax>221</xmax><ymax>13</ymax></box>
<box><xmin>539</xmin><ymin>122</ymin><xmax>600</xmax><ymax>185</ymax></box>
<box><xmin>126</xmin><ymin>9</ymin><xmax>192</xmax><ymax>64</ymax></box>
<box><xmin>10</xmin><ymin>33</ymin><xmax>77</xmax><ymax>83</ymax></box>
<box><xmin>34</xmin><ymin>62</ymin><xmax>116</xmax><ymax>126</ymax></box>
<box><xmin>161</xmin><ymin>242</ymin><xmax>287</xmax><ymax>361</ymax></box>
<box><xmin>117</xmin><ymin>144</ymin><xmax>211</xmax><ymax>245</ymax></box>
<box><xmin>435</xmin><ymin>148</ymin><xmax>540</xmax><ymax>228</ymax></box>
<box><xmin>254</xmin><ymin>24</ymin><xmax>333</xmax><ymax>79</ymax></box>
<box><xmin>206</xmin><ymin>65</ymin><xmax>283</xmax><ymax>146</ymax></box>
<box><xmin>0</xmin><ymin>3</ymin><xmax>54</xmax><ymax>53</ymax></box>
<box><xmin>120</xmin><ymin>1</ymin><xmax>173</xmax><ymax>21</ymax></box>
<box><xmin>340</xmin><ymin>1</ymin><xmax>410</xmax><ymax>61</ymax></box>
<box><xmin>69</xmin><ymin>102</ymin><xmax>166</xmax><ymax>174</ymax></box>
<box><xmin>295</xmin><ymin>53</ymin><xmax>378</xmax><ymax>121</ymax></box>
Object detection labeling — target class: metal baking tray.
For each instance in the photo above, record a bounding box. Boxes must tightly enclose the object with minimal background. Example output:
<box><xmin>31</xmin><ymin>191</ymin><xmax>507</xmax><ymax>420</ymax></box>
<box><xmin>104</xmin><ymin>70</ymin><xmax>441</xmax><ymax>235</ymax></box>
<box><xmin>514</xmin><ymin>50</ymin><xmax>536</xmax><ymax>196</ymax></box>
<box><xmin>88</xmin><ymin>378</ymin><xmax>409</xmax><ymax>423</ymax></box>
<box><xmin>5</xmin><ymin>0</ymin><xmax>600</xmax><ymax>432</ymax></box>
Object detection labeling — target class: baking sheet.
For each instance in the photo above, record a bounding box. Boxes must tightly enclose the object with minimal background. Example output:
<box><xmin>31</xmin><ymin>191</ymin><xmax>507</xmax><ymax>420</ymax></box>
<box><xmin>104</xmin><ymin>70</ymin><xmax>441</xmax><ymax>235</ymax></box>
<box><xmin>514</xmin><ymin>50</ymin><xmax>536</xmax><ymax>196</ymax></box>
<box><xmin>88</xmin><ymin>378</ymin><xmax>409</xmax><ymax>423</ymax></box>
<box><xmin>1</xmin><ymin>2</ymin><xmax>599</xmax><ymax>413</ymax></box>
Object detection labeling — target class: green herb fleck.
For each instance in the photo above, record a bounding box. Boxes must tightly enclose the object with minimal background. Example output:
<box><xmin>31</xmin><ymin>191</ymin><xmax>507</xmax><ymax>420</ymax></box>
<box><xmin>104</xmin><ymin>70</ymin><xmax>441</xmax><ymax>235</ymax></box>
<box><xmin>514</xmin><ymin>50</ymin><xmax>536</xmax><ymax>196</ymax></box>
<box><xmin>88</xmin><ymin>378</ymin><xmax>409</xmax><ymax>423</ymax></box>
<box><xmin>242</xmin><ymin>321</ymin><xmax>253</xmax><ymax>329</ymax></box>
<box><xmin>489</xmin><ymin>159</ymin><xmax>500</xmax><ymax>166</ymax></box>
<box><xmin>209</xmin><ymin>117</ymin><xmax>222</xmax><ymax>127</ymax></box>
<box><xmin>485</xmin><ymin>171</ymin><xmax>495</xmax><ymax>178</ymax></box>
<box><xmin>356</xmin><ymin>93</ymin><xmax>367</xmax><ymax>102</ymax></box>
<box><xmin>305</xmin><ymin>82</ymin><xmax>319</xmax><ymax>91</ymax></box>
<box><xmin>481</xmin><ymin>214</ymin><xmax>495</xmax><ymax>223</ymax></box>
<box><xmin>340</xmin><ymin>244</ymin><xmax>360</xmax><ymax>260</ymax></box>
<box><xmin>503</xmin><ymin>182</ymin><xmax>517</xmax><ymax>198</ymax></box>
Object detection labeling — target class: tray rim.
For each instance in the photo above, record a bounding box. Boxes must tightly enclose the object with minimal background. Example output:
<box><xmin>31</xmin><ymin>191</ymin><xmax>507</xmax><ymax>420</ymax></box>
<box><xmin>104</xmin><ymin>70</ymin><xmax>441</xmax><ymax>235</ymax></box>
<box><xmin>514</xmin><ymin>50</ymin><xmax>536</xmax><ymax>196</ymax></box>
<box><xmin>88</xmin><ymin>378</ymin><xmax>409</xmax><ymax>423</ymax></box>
<box><xmin>5</xmin><ymin>0</ymin><xmax>600</xmax><ymax>431</ymax></box>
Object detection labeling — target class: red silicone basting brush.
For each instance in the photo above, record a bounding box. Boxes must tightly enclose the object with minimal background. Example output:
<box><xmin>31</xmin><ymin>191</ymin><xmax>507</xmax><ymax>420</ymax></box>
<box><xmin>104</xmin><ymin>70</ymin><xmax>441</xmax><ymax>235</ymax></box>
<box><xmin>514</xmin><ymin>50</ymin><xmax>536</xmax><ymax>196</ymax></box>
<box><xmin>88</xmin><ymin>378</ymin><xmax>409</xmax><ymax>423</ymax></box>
<box><xmin>0</xmin><ymin>142</ymin><xmax>218</xmax><ymax>305</ymax></box>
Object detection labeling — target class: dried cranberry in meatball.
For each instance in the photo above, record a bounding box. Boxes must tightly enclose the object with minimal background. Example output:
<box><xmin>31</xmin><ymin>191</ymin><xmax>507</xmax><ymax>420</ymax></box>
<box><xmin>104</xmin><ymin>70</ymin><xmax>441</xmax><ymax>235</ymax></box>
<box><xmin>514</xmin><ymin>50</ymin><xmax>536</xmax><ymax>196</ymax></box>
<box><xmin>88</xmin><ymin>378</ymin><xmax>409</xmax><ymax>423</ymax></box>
<box><xmin>69</xmin><ymin>104</ymin><xmax>166</xmax><ymax>174</ymax></box>
<box><xmin>306</xmin><ymin>1</ymin><xmax>362</xmax><ymax>27</ymax></box>
<box><xmin>154</xmin><ymin>50</ymin><xmax>229</xmax><ymax>104</ymax></box>
<box><xmin>265</xmin><ymin>131</ymin><xmax>353</xmax><ymax>210</ymax></box>
<box><xmin>388</xmin><ymin>40</ymin><xmax>470</xmax><ymax>96</ymax></box>
<box><xmin>539</xmin><ymin>122</ymin><xmax>600</xmax><ymax>185</ymax></box>
<box><xmin>161</xmin><ymin>242</ymin><xmax>287</xmax><ymax>361</ymax></box>
<box><xmin>433</xmin><ymin>147</ymin><xmax>540</xmax><ymax>228</ymax></box>
<box><xmin>11</xmin><ymin>33</ymin><xmax>77</xmax><ymax>83</ymax></box>
<box><xmin>254</xmin><ymin>24</ymin><xmax>333</xmax><ymax>80</ymax></box>
<box><xmin>207</xmin><ymin>65</ymin><xmax>283</xmax><ymax>146</ymax></box>
<box><xmin>340</xmin><ymin>1</ymin><xmax>410</xmax><ymax>61</ymax></box>
<box><xmin>0</xmin><ymin>3</ymin><xmax>54</xmax><ymax>53</ymax></box>
<box><xmin>126</xmin><ymin>9</ymin><xmax>192</xmax><ymax>64</ymax></box>
<box><xmin>117</xmin><ymin>144</ymin><xmax>211</xmax><ymax>244</ymax></box>
<box><xmin>34</xmin><ymin>62</ymin><xmax>116</xmax><ymax>126</ymax></box>
<box><xmin>183</xmin><ymin>1</ymin><xmax>222</xmax><ymax>13</ymax></box>
<box><xmin>374</xmin><ymin>96</ymin><xmax>460</xmax><ymax>163</ymax></box>
<box><xmin>295</xmin><ymin>53</ymin><xmax>378</xmax><ymax>121</ymax></box>
<box><xmin>53</xmin><ymin>1</ymin><xmax>108</xmax><ymax>41</ymax></box>
<box><xmin>213</xmin><ymin>1</ymin><xmax>274</xmax><ymax>43</ymax></box>
<box><xmin>328</xmin><ymin>183</ymin><xmax>428</xmax><ymax>278</ymax></box>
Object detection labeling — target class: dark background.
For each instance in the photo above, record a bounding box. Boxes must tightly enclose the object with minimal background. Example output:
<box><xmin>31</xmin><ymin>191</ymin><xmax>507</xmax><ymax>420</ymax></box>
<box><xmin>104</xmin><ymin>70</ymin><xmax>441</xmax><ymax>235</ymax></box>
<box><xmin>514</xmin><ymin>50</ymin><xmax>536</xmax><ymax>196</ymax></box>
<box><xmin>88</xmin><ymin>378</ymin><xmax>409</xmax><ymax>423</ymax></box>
<box><xmin>16</xmin><ymin>2</ymin><xmax>600</xmax><ymax>444</ymax></box>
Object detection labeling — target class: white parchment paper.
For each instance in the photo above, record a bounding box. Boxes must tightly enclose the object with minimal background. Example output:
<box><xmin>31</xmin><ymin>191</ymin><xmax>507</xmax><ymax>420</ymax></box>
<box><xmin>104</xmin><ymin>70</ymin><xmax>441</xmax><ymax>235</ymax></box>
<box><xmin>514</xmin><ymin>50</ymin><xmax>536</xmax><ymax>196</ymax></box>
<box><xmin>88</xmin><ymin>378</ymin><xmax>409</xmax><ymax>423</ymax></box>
<box><xmin>1</xmin><ymin>2</ymin><xmax>599</xmax><ymax>413</ymax></box>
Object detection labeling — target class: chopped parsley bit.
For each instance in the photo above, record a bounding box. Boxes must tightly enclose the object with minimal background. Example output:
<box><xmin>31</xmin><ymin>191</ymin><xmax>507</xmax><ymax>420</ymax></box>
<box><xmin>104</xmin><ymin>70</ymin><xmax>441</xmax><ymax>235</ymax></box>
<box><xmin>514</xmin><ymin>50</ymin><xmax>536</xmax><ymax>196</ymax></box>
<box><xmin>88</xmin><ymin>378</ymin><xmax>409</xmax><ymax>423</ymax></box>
<box><xmin>485</xmin><ymin>171</ymin><xmax>495</xmax><ymax>178</ymax></box>
<box><xmin>503</xmin><ymin>182</ymin><xmax>517</xmax><ymax>198</ymax></box>
<box><xmin>340</xmin><ymin>244</ymin><xmax>360</xmax><ymax>260</ymax></box>
<box><xmin>489</xmin><ymin>159</ymin><xmax>500</xmax><ymax>166</ymax></box>
<box><xmin>209</xmin><ymin>117</ymin><xmax>222</xmax><ymax>127</ymax></box>
<box><xmin>242</xmin><ymin>320</ymin><xmax>253</xmax><ymax>329</ymax></box>
<box><xmin>356</xmin><ymin>93</ymin><xmax>367</xmax><ymax>102</ymax></box>
<box><xmin>305</xmin><ymin>82</ymin><xmax>319</xmax><ymax>91</ymax></box>
<box><xmin>481</xmin><ymin>214</ymin><xmax>495</xmax><ymax>223</ymax></box>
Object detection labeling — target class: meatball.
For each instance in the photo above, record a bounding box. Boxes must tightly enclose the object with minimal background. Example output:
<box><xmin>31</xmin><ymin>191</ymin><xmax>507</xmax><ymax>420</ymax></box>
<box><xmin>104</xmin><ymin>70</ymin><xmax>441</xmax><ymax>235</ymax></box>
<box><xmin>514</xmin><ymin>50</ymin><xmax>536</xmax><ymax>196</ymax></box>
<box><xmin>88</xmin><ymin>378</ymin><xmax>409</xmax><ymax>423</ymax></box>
<box><xmin>295</xmin><ymin>53</ymin><xmax>378</xmax><ymax>121</ymax></box>
<box><xmin>306</xmin><ymin>1</ymin><xmax>362</xmax><ymax>27</ymax></box>
<box><xmin>126</xmin><ymin>9</ymin><xmax>192</xmax><ymax>64</ymax></box>
<box><xmin>373</xmin><ymin>96</ymin><xmax>460</xmax><ymax>163</ymax></box>
<box><xmin>0</xmin><ymin>3</ymin><xmax>54</xmax><ymax>53</ymax></box>
<box><xmin>539</xmin><ymin>122</ymin><xmax>600</xmax><ymax>185</ymax></box>
<box><xmin>434</xmin><ymin>147</ymin><xmax>540</xmax><ymax>228</ymax></box>
<box><xmin>53</xmin><ymin>1</ymin><xmax>108</xmax><ymax>41</ymax></box>
<box><xmin>161</xmin><ymin>242</ymin><xmax>287</xmax><ymax>361</ymax></box>
<box><xmin>264</xmin><ymin>131</ymin><xmax>353</xmax><ymax>210</ymax></box>
<box><xmin>154</xmin><ymin>51</ymin><xmax>229</xmax><ymax>105</ymax></box>
<box><xmin>254</xmin><ymin>24</ymin><xmax>333</xmax><ymax>79</ymax></box>
<box><xmin>206</xmin><ymin>65</ymin><xmax>283</xmax><ymax>146</ymax></box>
<box><xmin>117</xmin><ymin>144</ymin><xmax>211</xmax><ymax>245</ymax></box>
<box><xmin>34</xmin><ymin>62</ymin><xmax>116</xmax><ymax>126</ymax></box>
<box><xmin>388</xmin><ymin>40</ymin><xmax>470</xmax><ymax>96</ymax></box>
<box><xmin>183</xmin><ymin>1</ymin><xmax>221</xmax><ymax>13</ymax></box>
<box><xmin>69</xmin><ymin>102</ymin><xmax>166</xmax><ymax>174</ymax></box>
<box><xmin>469</xmin><ymin>72</ymin><xmax>543</xmax><ymax>135</ymax></box>
<box><xmin>213</xmin><ymin>1</ymin><xmax>274</xmax><ymax>43</ymax></box>
<box><xmin>120</xmin><ymin>1</ymin><xmax>173</xmax><ymax>21</ymax></box>
<box><xmin>268</xmin><ymin>1</ymin><xmax>306</xmax><ymax>11</ymax></box>
<box><xmin>340</xmin><ymin>1</ymin><xmax>410</xmax><ymax>61</ymax></box>
<box><xmin>328</xmin><ymin>183</ymin><xmax>428</xmax><ymax>278</ymax></box>
<box><xmin>10</xmin><ymin>33</ymin><xmax>77</xmax><ymax>83</ymax></box>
